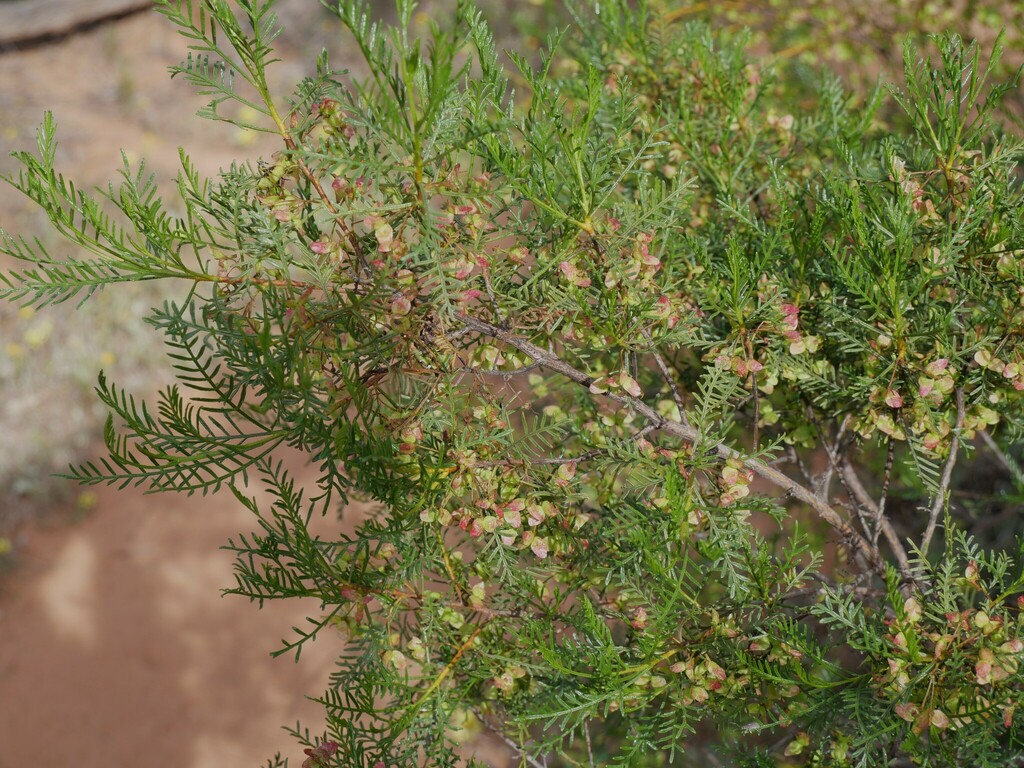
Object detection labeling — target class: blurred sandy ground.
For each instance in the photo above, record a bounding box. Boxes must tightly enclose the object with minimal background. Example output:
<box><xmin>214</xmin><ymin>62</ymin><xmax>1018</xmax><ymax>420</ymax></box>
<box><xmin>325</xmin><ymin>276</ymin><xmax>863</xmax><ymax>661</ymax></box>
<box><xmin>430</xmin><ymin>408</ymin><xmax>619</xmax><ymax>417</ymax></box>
<box><xmin>0</xmin><ymin>3</ymin><xmax>513</xmax><ymax>766</ymax></box>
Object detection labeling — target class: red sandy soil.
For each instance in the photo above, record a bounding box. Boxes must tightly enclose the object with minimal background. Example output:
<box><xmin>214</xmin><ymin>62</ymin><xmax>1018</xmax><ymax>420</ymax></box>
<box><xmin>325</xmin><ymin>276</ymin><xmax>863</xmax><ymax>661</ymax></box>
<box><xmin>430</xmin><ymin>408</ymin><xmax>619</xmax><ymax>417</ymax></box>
<box><xmin>0</xmin><ymin>5</ymin><xmax>510</xmax><ymax>766</ymax></box>
<box><xmin>0</xmin><ymin>473</ymin><xmax>340</xmax><ymax>768</ymax></box>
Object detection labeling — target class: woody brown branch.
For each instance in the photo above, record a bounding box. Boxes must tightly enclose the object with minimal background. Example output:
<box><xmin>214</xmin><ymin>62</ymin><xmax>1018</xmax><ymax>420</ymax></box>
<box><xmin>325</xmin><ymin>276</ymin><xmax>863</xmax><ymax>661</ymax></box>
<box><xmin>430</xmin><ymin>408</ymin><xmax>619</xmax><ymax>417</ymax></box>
<box><xmin>459</xmin><ymin>314</ymin><xmax>888</xmax><ymax>579</ymax></box>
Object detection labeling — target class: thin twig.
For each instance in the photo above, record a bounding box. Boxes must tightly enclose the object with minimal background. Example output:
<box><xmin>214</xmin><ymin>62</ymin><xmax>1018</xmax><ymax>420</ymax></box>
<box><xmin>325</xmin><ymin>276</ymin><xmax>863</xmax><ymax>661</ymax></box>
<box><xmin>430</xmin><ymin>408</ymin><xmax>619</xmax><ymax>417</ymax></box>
<box><xmin>458</xmin><ymin>361</ymin><xmax>545</xmax><ymax>379</ymax></box>
<box><xmin>482</xmin><ymin>268</ymin><xmax>505</xmax><ymax>327</ymax></box>
<box><xmin>264</xmin><ymin>96</ymin><xmax>369</xmax><ymax>279</ymax></box>
<box><xmin>641</xmin><ymin>328</ymin><xmax>690</xmax><ymax>427</ymax></box>
<box><xmin>751</xmin><ymin>369</ymin><xmax>761</xmax><ymax>448</ymax></box>
<box><xmin>873</xmin><ymin>437</ymin><xmax>896</xmax><ymax>546</ymax></box>
<box><xmin>476</xmin><ymin>715</ymin><xmax>546</xmax><ymax>768</ymax></box>
<box><xmin>475</xmin><ymin>424</ymin><xmax>658</xmax><ymax>469</ymax></box>
<box><xmin>838</xmin><ymin>459</ymin><xmax>915</xmax><ymax>588</ymax></box>
<box><xmin>981</xmin><ymin>430</ymin><xmax>1024</xmax><ymax>486</ymax></box>
<box><xmin>788</xmin><ymin>445</ymin><xmax>815</xmax><ymax>489</ymax></box>
<box><xmin>744</xmin><ymin>335</ymin><xmax>761</xmax><ymax>447</ymax></box>
<box><xmin>405</xmin><ymin>624</ymin><xmax>485</xmax><ymax>720</ymax></box>
<box><xmin>812</xmin><ymin>406</ymin><xmax>912</xmax><ymax>585</ymax></box>
<box><xmin>920</xmin><ymin>388</ymin><xmax>965</xmax><ymax>558</ymax></box>
<box><xmin>476</xmin><ymin>450</ymin><xmax>603</xmax><ymax>469</ymax></box>
<box><xmin>460</xmin><ymin>315</ymin><xmax>887</xmax><ymax>578</ymax></box>
<box><xmin>816</xmin><ymin>416</ymin><xmax>850</xmax><ymax>502</ymax></box>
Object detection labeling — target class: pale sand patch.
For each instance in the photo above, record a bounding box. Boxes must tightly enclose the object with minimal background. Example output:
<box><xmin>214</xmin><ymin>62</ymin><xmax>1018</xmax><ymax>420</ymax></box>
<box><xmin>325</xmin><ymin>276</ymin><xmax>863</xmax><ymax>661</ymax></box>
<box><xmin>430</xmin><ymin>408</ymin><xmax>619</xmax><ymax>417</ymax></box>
<box><xmin>36</xmin><ymin>534</ymin><xmax>97</xmax><ymax>646</ymax></box>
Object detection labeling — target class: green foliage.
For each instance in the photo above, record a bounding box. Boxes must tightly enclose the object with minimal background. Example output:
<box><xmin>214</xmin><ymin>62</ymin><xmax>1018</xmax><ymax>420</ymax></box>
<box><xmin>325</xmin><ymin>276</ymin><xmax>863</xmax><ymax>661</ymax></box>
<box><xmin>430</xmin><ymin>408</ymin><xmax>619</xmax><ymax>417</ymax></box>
<box><xmin>5</xmin><ymin>1</ymin><xmax>1024</xmax><ymax>765</ymax></box>
<box><xmin>675</xmin><ymin>0</ymin><xmax>1024</xmax><ymax>114</ymax></box>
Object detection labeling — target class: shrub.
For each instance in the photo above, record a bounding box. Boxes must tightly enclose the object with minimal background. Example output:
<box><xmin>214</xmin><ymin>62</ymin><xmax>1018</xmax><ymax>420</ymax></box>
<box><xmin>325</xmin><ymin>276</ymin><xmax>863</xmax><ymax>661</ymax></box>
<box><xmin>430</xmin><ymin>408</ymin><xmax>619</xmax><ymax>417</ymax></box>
<box><xmin>4</xmin><ymin>1</ymin><xmax>1024</xmax><ymax>765</ymax></box>
<box><xmin>675</xmin><ymin>0</ymin><xmax>1024</xmax><ymax>111</ymax></box>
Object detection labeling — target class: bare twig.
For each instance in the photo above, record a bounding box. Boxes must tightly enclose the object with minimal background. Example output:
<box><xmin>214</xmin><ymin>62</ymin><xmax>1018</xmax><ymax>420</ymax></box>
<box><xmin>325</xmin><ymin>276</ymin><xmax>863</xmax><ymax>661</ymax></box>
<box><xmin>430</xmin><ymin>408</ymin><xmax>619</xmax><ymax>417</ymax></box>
<box><xmin>482</xmin><ymin>268</ymin><xmax>505</xmax><ymax>327</ymax></box>
<box><xmin>873</xmin><ymin>437</ymin><xmax>896</xmax><ymax>546</ymax></box>
<box><xmin>788</xmin><ymin>445</ymin><xmax>815</xmax><ymax>489</ymax></box>
<box><xmin>813</xmin><ymin>407</ymin><xmax>912</xmax><ymax>587</ymax></box>
<box><xmin>751</xmin><ymin>369</ymin><xmax>761</xmax><ymax>448</ymax></box>
<box><xmin>263</xmin><ymin>93</ymin><xmax>370</xmax><ymax>280</ymax></box>
<box><xmin>477</xmin><ymin>451</ymin><xmax>602</xmax><ymax>469</ymax></box>
<box><xmin>458</xmin><ymin>361</ymin><xmax>545</xmax><ymax>379</ymax></box>
<box><xmin>475</xmin><ymin>424</ymin><xmax>658</xmax><ymax>469</ymax></box>
<box><xmin>920</xmin><ymin>388</ymin><xmax>965</xmax><ymax>558</ymax></box>
<box><xmin>837</xmin><ymin>459</ymin><xmax>915</xmax><ymax>588</ymax></box>
<box><xmin>641</xmin><ymin>328</ymin><xmax>691</xmax><ymax>427</ymax></box>
<box><xmin>460</xmin><ymin>315</ymin><xmax>887</xmax><ymax>578</ymax></box>
<box><xmin>405</xmin><ymin>625</ymin><xmax>485</xmax><ymax>724</ymax></box>
<box><xmin>778</xmin><ymin>579</ymin><xmax>884</xmax><ymax>604</ymax></box>
<box><xmin>981</xmin><ymin>430</ymin><xmax>1024</xmax><ymax>486</ymax></box>
<box><xmin>476</xmin><ymin>715</ymin><xmax>546</xmax><ymax>768</ymax></box>
<box><xmin>743</xmin><ymin>336</ymin><xmax>761</xmax><ymax>447</ymax></box>
<box><xmin>816</xmin><ymin>416</ymin><xmax>850</xmax><ymax>502</ymax></box>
